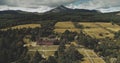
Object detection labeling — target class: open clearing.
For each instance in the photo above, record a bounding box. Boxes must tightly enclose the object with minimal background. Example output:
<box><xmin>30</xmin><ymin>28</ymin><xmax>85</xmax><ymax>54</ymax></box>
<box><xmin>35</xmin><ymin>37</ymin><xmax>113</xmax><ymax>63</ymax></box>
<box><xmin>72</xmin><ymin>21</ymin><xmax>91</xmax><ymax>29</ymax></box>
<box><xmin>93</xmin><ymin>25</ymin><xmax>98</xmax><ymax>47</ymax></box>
<box><xmin>95</xmin><ymin>22</ymin><xmax>120</xmax><ymax>32</ymax></box>
<box><xmin>54</xmin><ymin>29</ymin><xmax>80</xmax><ymax>33</ymax></box>
<box><xmin>1</xmin><ymin>24</ymin><xmax>41</xmax><ymax>30</ymax></box>
<box><xmin>79</xmin><ymin>22</ymin><xmax>100</xmax><ymax>28</ymax></box>
<box><xmin>54</xmin><ymin>22</ymin><xmax>120</xmax><ymax>38</ymax></box>
<box><xmin>28</xmin><ymin>45</ymin><xmax>59</xmax><ymax>58</ymax></box>
<box><xmin>54</xmin><ymin>21</ymin><xmax>80</xmax><ymax>33</ymax></box>
<box><xmin>83</xmin><ymin>28</ymin><xmax>114</xmax><ymax>39</ymax></box>
<box><xmin>55</xmin><ymin>22</ymin><xmax>76</xmax><ymax>29</ymax></box>
<box><xmin>54</xmin><ymin>21</ymin><xmax>120</xmax><ymax>39</ymax></box>
<box><xmin>78</xmin><ymin>22</ymin><xmax>120</xmax><ymax>39</ymax></box>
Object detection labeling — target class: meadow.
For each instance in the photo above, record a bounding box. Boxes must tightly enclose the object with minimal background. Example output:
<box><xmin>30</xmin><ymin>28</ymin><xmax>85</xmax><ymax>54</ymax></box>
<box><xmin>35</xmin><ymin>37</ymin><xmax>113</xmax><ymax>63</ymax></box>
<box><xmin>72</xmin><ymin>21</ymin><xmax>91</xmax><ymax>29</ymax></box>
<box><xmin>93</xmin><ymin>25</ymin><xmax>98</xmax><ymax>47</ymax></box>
<box><xmin>77</xmin><ymin>48</ymin><xmax>106</xmax><ymax>63</ymax></box>
<box><xmin>54</xmin><ymin>22</ymin><xmax>76</xmax><ymax>29</ymax></box>
<box><xmin>54</xmin><ymin>22</ymin><xmax>120</xmax><ymax>39</ymax></box>
<box><xmin>1</xmin><ymin>24</ymin><xmax>41</xmax><ymax>30</ymax></box>
<box><xmin>54</xmin><ymin>21</ymin><xmax>80</xmax><ymax>33</ymax></box>
<box><xmin>28</xmin><ymin>45</ymin><xmax>59</xmax><ymax>58</ymax></box>
<box><xmin>78</xmin><ymin>22</ymin><xmax>120</xmax><ymax>39</ymax></box>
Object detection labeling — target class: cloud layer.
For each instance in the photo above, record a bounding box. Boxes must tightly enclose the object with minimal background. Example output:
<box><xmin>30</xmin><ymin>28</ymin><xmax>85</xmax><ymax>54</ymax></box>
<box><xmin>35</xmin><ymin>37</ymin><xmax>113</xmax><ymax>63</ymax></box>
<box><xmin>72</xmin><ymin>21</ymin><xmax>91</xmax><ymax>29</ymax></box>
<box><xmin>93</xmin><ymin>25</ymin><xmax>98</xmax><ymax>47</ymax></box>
<box><xmin>0</xmin><ymin>0</ymin><xmax>76</xmax><ymax>7</ymax></box>
<box><xmin>67</xmin><ymin>0</ymin><xmax>120</xmax><ymax>12</ymax></box>
<box><xmin>0</xmin><ymin>0</ymin><xmax>120</xmax><ymax>13</ymax></box>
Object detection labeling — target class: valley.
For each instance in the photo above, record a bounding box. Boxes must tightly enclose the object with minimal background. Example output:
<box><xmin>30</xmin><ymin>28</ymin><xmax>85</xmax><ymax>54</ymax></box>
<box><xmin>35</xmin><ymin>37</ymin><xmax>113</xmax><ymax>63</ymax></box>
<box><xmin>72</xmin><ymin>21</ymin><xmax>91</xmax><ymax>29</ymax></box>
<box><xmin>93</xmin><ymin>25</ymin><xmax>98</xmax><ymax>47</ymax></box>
<box><xmin>1</xmin><ymin>21</ymin><xmax>118</xmax><ymax>63</ymax></box>
<box><xmin>0</xmin><ymin>5</ymin><xmax>120</xmax><ymax>63</ymax></box>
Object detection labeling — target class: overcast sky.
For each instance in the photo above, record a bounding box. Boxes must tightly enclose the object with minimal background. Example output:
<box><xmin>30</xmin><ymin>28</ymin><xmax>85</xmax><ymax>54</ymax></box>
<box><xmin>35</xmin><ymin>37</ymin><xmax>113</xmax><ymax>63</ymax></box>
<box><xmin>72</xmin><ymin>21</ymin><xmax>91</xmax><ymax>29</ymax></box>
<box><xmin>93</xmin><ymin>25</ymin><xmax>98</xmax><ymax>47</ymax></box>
<box><xmin>0</xmin><ymin>0</ymin><xmax>120</xmax><ymax>13</ymax></box>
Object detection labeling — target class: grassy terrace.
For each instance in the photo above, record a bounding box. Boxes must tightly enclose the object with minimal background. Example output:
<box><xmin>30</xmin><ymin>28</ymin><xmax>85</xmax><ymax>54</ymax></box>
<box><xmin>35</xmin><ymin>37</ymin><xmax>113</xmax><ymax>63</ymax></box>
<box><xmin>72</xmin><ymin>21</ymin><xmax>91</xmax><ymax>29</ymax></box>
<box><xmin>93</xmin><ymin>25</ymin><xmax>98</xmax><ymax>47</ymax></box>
<box><xmin>54</xmin><ymin>21</ymin><xmax>80</xmax><ymax>33</ymax></box>
<box><xmin>28</xmin><ymin>45</ymin><xmax>59</xmax><ymax>58</ymax></box>
<box><xmin>27</xmin><ymin>43</ymin><xmax>106</xmax><ymax>63</ymax></box>
<box><xmin>1</xmin><ymin>24</ymin><xmax>41</xmax><ymax>30</ymax></box>
<box><xmin>78</xmin><ymin>22</ymin><xmax>120</xmax><ymax>39</ymax></box>
<box><xmin>54</xmin><ymin>22</ymin><xmax>120</xmax><ymax>39</ymax></box>
<box><xmin>77</xmin><ymin>48</ymin><xmax>106</xmax><ymax>63</ymax></box>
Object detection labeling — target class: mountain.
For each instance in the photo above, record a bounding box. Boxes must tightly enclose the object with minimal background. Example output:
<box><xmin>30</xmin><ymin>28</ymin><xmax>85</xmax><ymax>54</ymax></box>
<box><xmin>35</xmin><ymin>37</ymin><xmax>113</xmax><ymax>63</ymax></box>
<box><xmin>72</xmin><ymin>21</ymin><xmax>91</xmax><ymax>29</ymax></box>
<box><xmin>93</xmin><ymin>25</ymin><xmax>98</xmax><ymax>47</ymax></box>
<box><xmin>117</xmin><ymin>13</ymin><xmax>120</xmax><ymax>15</ymax></box>
<box><xmin>0</xmin><ymin>10</ymin><xmax>38</xmax><ymax>15</ymax></box>
<box><xmin>0</xmin><ymin>6</ymin><xmax>120</xmax><ymax>24</ymax></box>
<box><xmin>0</xmin><ymin>10</ymin><xmax>25</xmax><ymax>14</ymax></box>
<box><xmin>116</xmin><ymin>12</ymin><xmax>120</xmax><ymax>15</ymax></box>
<box><xmin>46</xmin><ymin>5</ymin><xmax>70</xmax><ymax>13</ymax></box>
<box><xmin>46</xmin><ymin>5</ymin><xmax>100</xmax><ymax>13</ymax></box>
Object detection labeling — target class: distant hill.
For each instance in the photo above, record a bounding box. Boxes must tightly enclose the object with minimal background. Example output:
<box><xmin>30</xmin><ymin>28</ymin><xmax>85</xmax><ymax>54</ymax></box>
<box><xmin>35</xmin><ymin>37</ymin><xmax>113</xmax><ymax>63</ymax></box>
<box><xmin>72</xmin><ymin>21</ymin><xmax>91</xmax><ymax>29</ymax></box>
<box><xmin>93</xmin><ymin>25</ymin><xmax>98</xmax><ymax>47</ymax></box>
<box><xmin>0</xmin><ymin>10</ymin><xmax>20</xmax><ymax>14</ymax></box>
<box><xmin>0</xmin><ymin>5</ymin><xmax>120</xmax><ymax>24</ymax></box>
<box><xmin>116</xmin><ymin>13</ymin><xmax>120</xmax><ymax>15</ymax></box>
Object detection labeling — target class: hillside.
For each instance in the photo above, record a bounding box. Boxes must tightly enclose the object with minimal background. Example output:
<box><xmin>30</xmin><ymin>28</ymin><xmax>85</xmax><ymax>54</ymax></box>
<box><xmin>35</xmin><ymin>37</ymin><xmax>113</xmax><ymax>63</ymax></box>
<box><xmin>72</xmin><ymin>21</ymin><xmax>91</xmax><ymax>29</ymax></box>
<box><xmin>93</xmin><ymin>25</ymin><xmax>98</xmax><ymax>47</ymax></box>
<box><xmin>45</xmin><ymin>5</ymin><xmax>100</xmax><ymax>13</ymax></box>
<box><xmin>0</xmin><ymin>5</ymin><xmax>120</xmax><ymax>29</ymax></box>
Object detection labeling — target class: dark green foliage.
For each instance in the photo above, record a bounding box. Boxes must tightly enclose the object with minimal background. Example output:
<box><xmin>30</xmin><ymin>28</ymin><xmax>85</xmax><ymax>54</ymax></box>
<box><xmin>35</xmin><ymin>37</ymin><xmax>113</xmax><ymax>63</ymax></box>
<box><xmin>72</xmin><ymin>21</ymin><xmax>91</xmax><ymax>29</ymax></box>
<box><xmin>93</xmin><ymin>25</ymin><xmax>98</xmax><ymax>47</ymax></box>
<box><xmin>55</xmin><ymin>39</ymin><xmax>84</xmax><ymax>63</ymax></box>
<box><xmin>40</xmin><ymin>60</ymin><xmax>48</xmax><ymax>63</ymax></box>
<box><xmin>114</xmin><ymin>30</ymin><xmax>120</xmax><ymax>38</ymax></box>
<box><xmin>0</xmin><ymin>27</ymin><xmax>43</xmax><ymax>63</ymax></box>
<box><xmin>0</xmin><ymin>32</ymin><xmax>27</xmax><ymax>63</ymax></box>
<box><xmin>94</xmin><ymin>38</ymin><xmax>120</xmax><ymax>63</ymax></box>
<box><xmin>14</xmin><ymin>54</ymin><xmax>31</xmax><ymax>63</ymax></box>
<box><xmin>15</xmin><ymin>51</ymin><xmax>44</xmax><ymax>63</ymax></box>
<box><xmin>30</xmin><ymin>51</ymin><xmax>43</xmax><ymax>63</ymax></box>
<box><xmin>61</xmin><ymin>30</ymin><xmax>77</xmax><ymax>42</ymax></box>
<box><xmin>58</xmin><ymin>40</ymin><xmax>66</xmax><ymax>54</ymax></box>
<box><xmin>39</xmin><ymin>21</ymin><xmax>56</xmax><ymax>37</ymax></box>
<box><xmin>47</xmin><ymin>56</ymin><xmax>57</xmax><ymax>63</ymax></box>
<box><xmin>0</xmin><ymin>10</ymin><xmax>120</xmax><ymax>29</ymax></box>
<box><xmin>77</xmin><ymin>31</ymin><xmax>98</xmax><ymax>49</ymax></box>
<box><xmin>57</xmin><ymin>44</ymin><xmax>84</xmax><ymax>63</ymax></box>
<box><xmin>65</xmin><ymin>45</ymin><xmax>84</xmax><ymax>63</ymax></box>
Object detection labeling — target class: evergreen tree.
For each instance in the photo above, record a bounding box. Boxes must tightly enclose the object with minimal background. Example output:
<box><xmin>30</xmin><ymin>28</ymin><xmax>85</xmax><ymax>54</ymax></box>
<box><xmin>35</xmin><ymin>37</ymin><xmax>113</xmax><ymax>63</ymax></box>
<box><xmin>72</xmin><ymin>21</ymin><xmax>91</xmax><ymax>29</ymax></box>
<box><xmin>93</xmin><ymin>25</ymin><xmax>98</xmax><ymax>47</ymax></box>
<box><xmin>58</xmin><ymin>40</ymin><xmax>66</xmax><ymax>54</ymax></box>
<box><xmin>47</xmin><ymin>56</ymin><xmax>57</xmax><ymax>63</ymax></box>
<box><xmin>30</xmin><ymin>51</ymin><xmax>43</xmax><ymax>63</ymax></box>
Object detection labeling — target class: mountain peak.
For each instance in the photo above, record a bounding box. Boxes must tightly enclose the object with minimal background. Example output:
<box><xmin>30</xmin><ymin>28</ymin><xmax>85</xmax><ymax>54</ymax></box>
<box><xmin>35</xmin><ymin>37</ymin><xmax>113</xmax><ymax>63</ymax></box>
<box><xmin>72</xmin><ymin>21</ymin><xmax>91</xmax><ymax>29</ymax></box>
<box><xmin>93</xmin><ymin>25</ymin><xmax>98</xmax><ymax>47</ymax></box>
<box><xmin>56</xmin><ymin>5</ymin><xmax>67</xmax><ymax>9</ymax></box>
<box><xmin>45</xmin><ymin>5</ymin><xmax>101</xmax><ymax>14</ymax></box>
<box><xmin>46</xmin><ymin>5</ymin><xmax>70</xmax><ymax>13</ymax></box>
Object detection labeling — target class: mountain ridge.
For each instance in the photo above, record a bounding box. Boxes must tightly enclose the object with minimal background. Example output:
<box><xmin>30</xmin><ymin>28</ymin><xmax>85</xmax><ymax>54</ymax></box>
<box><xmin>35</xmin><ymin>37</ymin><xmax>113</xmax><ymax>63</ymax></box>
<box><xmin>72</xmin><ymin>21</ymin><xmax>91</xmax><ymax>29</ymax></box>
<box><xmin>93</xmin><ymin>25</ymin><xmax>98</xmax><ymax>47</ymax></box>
<box><xmin>0</xmin><ymin>5</ymin><xmax>120</xmax><ymax>24</ymax></box>
<box><xmin>45</xmin><ymin>5</ymin><xmax>101</xmax><ymax>14</ymax></box>
<box><xmin>0</xmin><ymin>5</ymin><xmax>120</xmax><ymax>14</ymax></box>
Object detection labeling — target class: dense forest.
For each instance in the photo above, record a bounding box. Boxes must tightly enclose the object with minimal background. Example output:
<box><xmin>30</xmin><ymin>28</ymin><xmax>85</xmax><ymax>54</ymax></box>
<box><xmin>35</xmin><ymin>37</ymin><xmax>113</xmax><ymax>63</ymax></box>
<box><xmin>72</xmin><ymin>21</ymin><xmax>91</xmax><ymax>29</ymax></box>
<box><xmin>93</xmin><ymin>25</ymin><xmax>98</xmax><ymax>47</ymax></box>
<box><xmin>0</xmin><ymin>23</ymin><xmax>120</xmax><ymax>63</ymax></box>
<box><xmin>0</xmin><ymin>24</ymin><xmax>84</xmax><ymax>63</ymax></box>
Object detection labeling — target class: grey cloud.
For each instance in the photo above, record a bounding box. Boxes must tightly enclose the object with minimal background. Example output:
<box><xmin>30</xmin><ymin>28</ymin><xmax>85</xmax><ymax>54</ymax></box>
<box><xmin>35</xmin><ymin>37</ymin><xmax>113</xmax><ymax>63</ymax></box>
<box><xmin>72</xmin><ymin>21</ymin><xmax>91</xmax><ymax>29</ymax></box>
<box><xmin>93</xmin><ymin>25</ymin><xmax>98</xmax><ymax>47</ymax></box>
<box><xmin>68</xmin><ymin>0</ymin><xmax>120</xmax><ymax>9</ymax></box>
<box><xmin>0</xmin><ymin>0</ymin><xmax>120</xmax><ymax>13</ymax></box>
<box><xmin>0</xmin><ymin>0</ymin><xmax>76</xmax><ymax>7</ymax></box>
